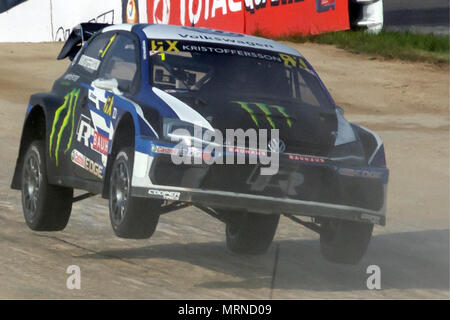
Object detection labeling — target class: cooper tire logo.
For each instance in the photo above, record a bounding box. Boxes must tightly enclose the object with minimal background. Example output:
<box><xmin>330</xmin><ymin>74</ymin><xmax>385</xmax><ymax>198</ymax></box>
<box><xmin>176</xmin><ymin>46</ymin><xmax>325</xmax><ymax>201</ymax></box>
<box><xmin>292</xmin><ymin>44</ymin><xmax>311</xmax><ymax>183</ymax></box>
<box><xmin>148</xmin><ymin>189</ymin><xmax>180</xmax><ymax>201</ymax></box>
<box><xmin>153</xmin><ymin>0</ymin><xmax>171</xmax><ymax>24</ymax></box>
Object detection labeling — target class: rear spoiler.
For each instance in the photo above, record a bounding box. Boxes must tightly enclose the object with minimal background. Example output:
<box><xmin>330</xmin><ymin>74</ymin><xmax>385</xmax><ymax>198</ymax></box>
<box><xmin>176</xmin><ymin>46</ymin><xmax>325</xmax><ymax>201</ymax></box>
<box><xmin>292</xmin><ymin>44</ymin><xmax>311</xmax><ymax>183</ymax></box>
<box><xmin>57</xmin><ymin>23</ymin><xmax>111</xmax><ymax>61</ymax></box>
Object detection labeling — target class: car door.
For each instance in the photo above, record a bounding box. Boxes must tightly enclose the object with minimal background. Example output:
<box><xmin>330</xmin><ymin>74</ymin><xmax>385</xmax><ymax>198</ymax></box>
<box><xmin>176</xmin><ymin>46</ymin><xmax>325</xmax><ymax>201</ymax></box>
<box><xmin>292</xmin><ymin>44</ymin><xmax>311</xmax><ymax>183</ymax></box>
<box><xmin>73</xmin><ymin>32</ymin><xmax>140</xmax><ymax>183</ymax></box>
<box><xmin>48</xmin><ymin>32</ymin><xmax>115</xmax><ymax>185</ymax></box>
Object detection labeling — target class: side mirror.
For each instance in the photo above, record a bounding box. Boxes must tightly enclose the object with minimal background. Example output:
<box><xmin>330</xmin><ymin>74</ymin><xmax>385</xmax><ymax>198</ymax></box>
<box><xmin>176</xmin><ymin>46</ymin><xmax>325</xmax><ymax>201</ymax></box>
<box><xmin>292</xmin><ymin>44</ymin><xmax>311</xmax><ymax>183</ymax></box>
<box><xmin>92</xmin><ymin>78</ymin><xmax>122</xmax><ymax>95</ymax></box>
<box><xmin>336</xmin><ymin>106</ymin><xmax>344</xmax><ymax>115</ymax></box>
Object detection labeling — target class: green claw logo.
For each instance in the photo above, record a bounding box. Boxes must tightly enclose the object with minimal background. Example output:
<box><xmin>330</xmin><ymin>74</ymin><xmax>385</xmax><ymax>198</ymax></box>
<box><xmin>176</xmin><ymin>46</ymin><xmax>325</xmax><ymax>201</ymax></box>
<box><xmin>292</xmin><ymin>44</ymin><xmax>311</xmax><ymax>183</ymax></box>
<box><xmin>232</xmin><ymin>101</ymin><xmax>292</xmax><ymax>129</ymax></box>
<box><xmin>49</xmin><ymin>88</ymin><xmax>80</xmax><ymax>166</ymax></box>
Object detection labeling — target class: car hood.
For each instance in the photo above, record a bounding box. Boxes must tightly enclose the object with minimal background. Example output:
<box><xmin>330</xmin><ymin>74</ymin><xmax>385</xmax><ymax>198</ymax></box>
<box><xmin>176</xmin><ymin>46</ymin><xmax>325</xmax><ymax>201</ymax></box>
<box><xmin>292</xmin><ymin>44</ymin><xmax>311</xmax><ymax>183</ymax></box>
<box><xmin>169</xmin><ymin>91</ymin><xmax>338</xmax><ymax>156</ymax></box>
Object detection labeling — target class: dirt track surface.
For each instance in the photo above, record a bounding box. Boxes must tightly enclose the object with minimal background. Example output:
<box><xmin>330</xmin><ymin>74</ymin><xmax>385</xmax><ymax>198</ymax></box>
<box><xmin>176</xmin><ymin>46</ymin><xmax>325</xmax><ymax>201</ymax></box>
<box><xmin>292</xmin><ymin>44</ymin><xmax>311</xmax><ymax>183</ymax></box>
<box><xmin>0</xmin><ymin>42</ymin><xmax>449</xmax><ymax>299</ymax></box>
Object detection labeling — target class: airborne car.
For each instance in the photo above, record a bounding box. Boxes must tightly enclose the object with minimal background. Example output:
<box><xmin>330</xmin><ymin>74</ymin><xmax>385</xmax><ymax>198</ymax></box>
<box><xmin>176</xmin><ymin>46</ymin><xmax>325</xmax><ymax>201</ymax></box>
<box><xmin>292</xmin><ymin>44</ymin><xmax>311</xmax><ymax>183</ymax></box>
<box><xmin>11</xmin><ymin>23</ymin><xmax>389</xmax><ymax>264</ymax></box>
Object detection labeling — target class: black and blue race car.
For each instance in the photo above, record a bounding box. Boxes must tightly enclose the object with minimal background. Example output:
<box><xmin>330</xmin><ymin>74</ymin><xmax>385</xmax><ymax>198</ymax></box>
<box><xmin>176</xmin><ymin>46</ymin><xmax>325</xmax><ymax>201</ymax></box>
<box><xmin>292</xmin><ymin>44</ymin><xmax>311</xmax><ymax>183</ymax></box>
<box><xmin>11</xmin><ymin>23</ymin><xmax>389</xmax><ymax>264</ymax></box>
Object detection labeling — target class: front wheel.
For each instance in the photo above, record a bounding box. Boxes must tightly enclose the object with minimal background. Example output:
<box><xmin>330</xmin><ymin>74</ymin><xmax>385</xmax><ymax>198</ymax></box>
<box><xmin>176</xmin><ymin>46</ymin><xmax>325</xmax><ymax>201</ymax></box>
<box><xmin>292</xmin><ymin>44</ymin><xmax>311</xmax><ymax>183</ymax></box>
<box><xmin>108</xmin><ymin>148</ymin><xmax>162</xmax><ymax>239</ymax></box>
<box><xmin>21</xmin><ymin>141</ymin><xmax>73</xmax><ymax>231</ymax></box>
<box><xmin>225</xmin><ymin>211</ymin><xmax>280</xmax><ymax>255</ymax></box>
<box><xmin>320</xmin><ymin>218</ymin><xmax>373</xmax><ymax>264</ymax></box>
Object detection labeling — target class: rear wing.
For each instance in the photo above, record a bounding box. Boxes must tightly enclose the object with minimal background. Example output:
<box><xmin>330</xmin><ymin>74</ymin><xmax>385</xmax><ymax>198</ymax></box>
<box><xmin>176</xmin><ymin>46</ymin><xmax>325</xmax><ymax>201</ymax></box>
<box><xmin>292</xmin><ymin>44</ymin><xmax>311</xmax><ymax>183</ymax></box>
<box><xmin>57</xmin><ymin>23</ymin><xmax>111</xmax><ymax>61</ymax></box>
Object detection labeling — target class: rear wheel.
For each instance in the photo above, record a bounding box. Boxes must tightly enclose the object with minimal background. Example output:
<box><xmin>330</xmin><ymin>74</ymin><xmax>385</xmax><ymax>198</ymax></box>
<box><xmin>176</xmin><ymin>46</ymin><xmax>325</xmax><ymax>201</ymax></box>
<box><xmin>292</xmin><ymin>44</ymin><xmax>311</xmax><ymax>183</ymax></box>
<box><xmin>21</xmin><ymin>141</ymin><xmax>73</xmax><ymax>231</ymax></box>
<box><xmin>225</xmin><ymin>211</ymin><xmax>280</xmax><ymax>254</ymax></box>
<box><xmin>320</xmin><ymin>218</ymin><xmax>373</xmax><ymax>264</ymax></box>
<box><xmin>108</xmin><ymin>148</ymin><xmax>161</xmax><ymax>239</ymax></box>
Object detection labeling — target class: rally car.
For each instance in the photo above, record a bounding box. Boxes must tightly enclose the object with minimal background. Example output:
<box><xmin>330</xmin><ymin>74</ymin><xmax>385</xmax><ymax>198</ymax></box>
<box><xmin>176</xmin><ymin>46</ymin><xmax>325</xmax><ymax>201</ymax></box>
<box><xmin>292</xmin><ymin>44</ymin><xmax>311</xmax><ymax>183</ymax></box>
<box><xmin>11</xmin><ymin>23</ymin><xmax>389</xmax><ymax>264</ymax></box>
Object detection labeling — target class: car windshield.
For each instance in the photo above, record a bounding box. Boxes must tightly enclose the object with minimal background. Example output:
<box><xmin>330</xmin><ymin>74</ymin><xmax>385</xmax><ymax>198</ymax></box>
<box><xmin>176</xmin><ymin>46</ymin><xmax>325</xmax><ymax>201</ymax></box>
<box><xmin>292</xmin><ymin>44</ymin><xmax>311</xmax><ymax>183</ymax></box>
<box><xmin>149</xmin><ymin>44</ymin><xmax>333</xmax><ymax>109</ymax></box>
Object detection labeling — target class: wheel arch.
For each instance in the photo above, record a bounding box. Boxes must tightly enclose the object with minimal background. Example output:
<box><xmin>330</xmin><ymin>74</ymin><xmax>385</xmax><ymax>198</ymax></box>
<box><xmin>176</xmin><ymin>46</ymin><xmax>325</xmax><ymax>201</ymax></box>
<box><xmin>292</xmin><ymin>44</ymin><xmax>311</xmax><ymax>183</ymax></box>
<box><xmin>11</xmin><ymin>92</ymin><xmax>66</xmax><ymax>190</ymax></box>
<box><xmin>102</xmin><ymin>112</ymin><xmax>135</xmax><ymax>198</ymax></box>
<box><xmin>11</xmin><ymin>104</ymin><xmax>47</xmax><ymax>190</ymax></box>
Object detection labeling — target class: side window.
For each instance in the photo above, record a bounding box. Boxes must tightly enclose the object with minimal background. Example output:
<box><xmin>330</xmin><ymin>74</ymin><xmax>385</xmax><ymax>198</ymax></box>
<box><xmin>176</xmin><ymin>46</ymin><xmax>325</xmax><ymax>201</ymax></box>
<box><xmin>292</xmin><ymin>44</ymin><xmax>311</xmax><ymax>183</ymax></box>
<box><xmin>99</xmin><ymin>34</ymin><xmax>139</xmax><ymax>93</ymax></box>
<box><xmin>76</xmin><ymin>34</ymin><xmax>112</xmax><ymax>75</ymax></box>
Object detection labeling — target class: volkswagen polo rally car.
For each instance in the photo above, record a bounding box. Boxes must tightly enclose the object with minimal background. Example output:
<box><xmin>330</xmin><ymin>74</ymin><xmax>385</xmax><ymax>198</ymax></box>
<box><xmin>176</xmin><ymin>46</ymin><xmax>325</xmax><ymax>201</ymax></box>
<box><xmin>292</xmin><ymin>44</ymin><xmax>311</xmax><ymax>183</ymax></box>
<box><xmin>11</xmin><ymin>23</ymin><xmax>389</xmax><ymax>264</ymax></box>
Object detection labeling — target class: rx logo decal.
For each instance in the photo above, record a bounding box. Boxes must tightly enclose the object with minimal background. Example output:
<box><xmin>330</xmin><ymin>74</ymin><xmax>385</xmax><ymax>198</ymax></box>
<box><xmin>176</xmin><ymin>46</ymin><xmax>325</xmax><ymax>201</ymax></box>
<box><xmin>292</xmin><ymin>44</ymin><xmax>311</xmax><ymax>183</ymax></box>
<box><xmin>49</xmin><ymin>89</ymin><xmax>80</xmax><ymax>166</ymax></box>
<box><xmin>232</xmin><ymin>101</ymin><xmax>292</xmax><ymax>129</ymax></box>
<box><xmin>150</xmin><ymin>40</ymin><xmax>179</xmax><ymax>52</ymax></box>
<box><xmin>103</xmin><ymin>96</ymin><xmax>114</xmax><ymax>116</ymax></box>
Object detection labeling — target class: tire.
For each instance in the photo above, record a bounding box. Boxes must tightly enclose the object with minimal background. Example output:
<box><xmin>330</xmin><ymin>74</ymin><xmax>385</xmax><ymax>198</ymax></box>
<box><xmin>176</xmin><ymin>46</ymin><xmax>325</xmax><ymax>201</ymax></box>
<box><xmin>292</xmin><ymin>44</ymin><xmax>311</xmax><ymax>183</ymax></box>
<box><xmin>108</xmin><ymin>148</ymin><xmax>161</xmax><ymax>239</ymax></box>
<box><xmin>21</xmin><ymin>141</ymin><xmax>73</xmax><ymax>231</ymax></box>
<box><xmin>225</xmin><ymin>211</ymin><xmax>280</xmax><ymax>255</ymax></box>
<box><xmin>320</xmin><ymin>218</ymin><xmax>373</xmax><ymax>264</ymax></box>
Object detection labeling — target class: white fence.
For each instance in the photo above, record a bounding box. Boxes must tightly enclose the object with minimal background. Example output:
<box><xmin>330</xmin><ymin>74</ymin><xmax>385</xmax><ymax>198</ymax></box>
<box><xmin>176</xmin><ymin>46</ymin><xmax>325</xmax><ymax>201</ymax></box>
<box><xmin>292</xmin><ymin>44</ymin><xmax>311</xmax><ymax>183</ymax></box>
<box><xmin>0</xmin><ymin>0</ymin><xmax>148</xmax><ymax>42</ymax></box>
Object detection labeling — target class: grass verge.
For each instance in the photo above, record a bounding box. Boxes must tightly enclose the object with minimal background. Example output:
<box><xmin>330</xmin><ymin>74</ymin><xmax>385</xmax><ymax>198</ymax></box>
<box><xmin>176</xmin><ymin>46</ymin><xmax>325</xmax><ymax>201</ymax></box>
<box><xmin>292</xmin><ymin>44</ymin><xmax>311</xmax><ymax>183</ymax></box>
<box><xmin>270</xmin><ymin>30</ymin><xmax>449</xmax><ymax>64</ymax></box>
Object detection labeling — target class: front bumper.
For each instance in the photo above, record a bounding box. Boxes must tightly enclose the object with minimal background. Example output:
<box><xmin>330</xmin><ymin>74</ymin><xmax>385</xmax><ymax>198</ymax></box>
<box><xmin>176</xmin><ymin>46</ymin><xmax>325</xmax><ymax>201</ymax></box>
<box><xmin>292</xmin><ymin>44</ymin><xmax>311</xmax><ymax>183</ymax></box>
<box><xmin>131</xmin><ymin>142</ymin><xmax>389</xmax><ymax>225</ymax></box>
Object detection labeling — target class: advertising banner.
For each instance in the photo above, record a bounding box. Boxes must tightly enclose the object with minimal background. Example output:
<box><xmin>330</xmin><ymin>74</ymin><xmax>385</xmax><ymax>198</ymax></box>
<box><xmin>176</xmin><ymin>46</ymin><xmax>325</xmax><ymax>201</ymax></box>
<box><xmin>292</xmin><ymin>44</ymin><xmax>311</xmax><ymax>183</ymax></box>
<box><xmin>146</xmin><ymin>0</ymin><xmax>349</xmax><ymax>36</ymax></box>
<box><xmin>0</xmin><ymin>0</ymin><xmax>348</xmax><ymax>42</ymax></box>
<box><xmin>244</xmin><ymin>0</ymin><xmax>349</xmax><ymax>36</ymax></box>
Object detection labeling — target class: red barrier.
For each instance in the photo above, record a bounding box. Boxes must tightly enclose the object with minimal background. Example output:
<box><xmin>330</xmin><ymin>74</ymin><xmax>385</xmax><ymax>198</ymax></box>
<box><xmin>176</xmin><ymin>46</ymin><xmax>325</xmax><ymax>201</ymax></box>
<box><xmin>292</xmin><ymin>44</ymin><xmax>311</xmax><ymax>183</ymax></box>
<box><xmin>147</xmin><ymin>0</ymin><xmax>349</xmax><ymax>36</ymax></box>
<box><xmin>244</xmin><ymin>0</ymin><xmax>349</xmax><ymax>36</ymax></box>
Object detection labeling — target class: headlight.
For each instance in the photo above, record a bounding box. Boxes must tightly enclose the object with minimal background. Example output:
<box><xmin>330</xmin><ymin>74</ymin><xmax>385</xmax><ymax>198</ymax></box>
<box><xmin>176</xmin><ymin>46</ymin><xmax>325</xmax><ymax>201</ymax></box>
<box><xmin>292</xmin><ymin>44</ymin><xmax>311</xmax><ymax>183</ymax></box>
<box><xmin>334</xmin><ymin>109</ymin><xmax>357</xmax><ymax>146</ymax></box>
<box><xmin>162</xmin><ymin>118</ymin><xmax>216</xmax><ymax>147</ymax></box>
<box><xmin>330</xmin><ymin>109</ymin><xmax>365</xmax><ymax>164</ymax></box>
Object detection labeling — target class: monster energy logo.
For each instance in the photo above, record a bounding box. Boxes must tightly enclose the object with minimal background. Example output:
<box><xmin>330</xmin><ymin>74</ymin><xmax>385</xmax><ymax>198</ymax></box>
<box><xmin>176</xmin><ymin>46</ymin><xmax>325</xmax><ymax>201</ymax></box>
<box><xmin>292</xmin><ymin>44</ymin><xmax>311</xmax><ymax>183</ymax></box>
<box><xmin>232</xmin><ymin>101</ymin><xmax>292</xmax><ymax>129</ymax></box>
<box><xmin>49</xmin><ymin>89</ymin><xmax>80</xmax><ymax>166</ymax></box>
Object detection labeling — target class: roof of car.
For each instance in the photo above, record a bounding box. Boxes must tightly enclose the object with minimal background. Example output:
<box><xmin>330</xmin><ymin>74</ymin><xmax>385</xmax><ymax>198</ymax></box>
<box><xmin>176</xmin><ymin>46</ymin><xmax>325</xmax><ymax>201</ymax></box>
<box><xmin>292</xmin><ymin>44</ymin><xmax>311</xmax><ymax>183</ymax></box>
<box><xmin>103</xmin><ymin>24</ymin><xmax>301</xmax><ymax>56</ymax></box>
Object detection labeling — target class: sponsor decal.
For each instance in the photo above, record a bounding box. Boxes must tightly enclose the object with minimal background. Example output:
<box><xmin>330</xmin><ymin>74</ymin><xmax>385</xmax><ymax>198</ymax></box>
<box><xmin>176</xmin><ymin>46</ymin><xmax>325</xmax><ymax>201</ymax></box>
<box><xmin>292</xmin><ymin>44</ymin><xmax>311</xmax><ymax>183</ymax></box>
<box><xmin>78</xmin><ymin>55</ymin><xmax>101</xmax><ymax>71</ymax></box>
<box><xmin>63</xmin><ymin>74</ymin><xmax>80</xmax><ymax>82</ymax></box>
<box><xmin>180</xmin><ymin>43</ymin><xmax>282</xmax><ymax>61</ymax></box>
<box><xmin>181</xmin><ymin>26</ymin><xmax>244</xmax><ymax>37</ymax></box>
<box><xmin>360</xmin><ymin>213</ymin><xmax>381</xmax><ymax>224</ymax></box>
<box><xmin>148</xmin><ymin>189</ymin><xmax>181</xmax><ymax>201</ymax></box>
<box><xmin>177</xmin><ymin>34</ymin><xmax>274</xmax><ymax>48</ymax></box>
<box><xmin>71</xmin><ymin>149</ymin><xmax>104</xmax><ymax>179</ymax></box>
<box><xmin>103</xmin><ymin>96</ymin><xmax>114</xmax><ymax>116</ymax></box>
<box><xmin>99</xmin><ymin>34</ymin><xmax>117</xmax><ymax>58</ymax></box>
<box><xmin>288</xmin><ymin>154</ymin><xmax>325</xmax><ymax>163</ymax></box>
<box><xmin>152</xmin><ymin>144</ymin><xmax>213</xmax><ymax>161</ymax></box>
<box><xmin>227</xmin><ymin>146</ymin><xmax>267</xmax><ymax>157</ymax></box>
<box><xmin>338</xmin><ymin>168</ymin><xmax>383</xmax><ymax>179</ymax></box>
<box><xmin>49</xmin><ymin>89</ymin><xmax>80</xmax><ymax>166</ymax></box>
<box><xmin>76</xmin><ymin>116</ymin><xmax>111</xmax><ymax>159</ymax></box>
<box><xmin>232</xmin><ymin>101</ymin><xmax>292</xmax><ymax>129</ymax></box>
<box><xmin>123</xmin><ymin>0</ymin><xmax>139</xmax><ymax>23</ymax></box>
<box><xmin>150</xmin><ymin>40</ymin><xmax>180</xmax><ymax>52</ymax></box>
<box><xmin>112</xmin><ymin>107</ymin><xmax>118</xmax><ymax>120</ymax></box>
<box><xmin>279</xmin><ymin>53</ymin><xmax>308</xmax><ymax>69</ymax></box>
<box><xmin>244</xmin><ymin>0</ymin><xmax>312</xmax><ymax>14</ymax></box>
<box><xmin>316</xmin><ymin>0</ymin><xmax>335</xmax><ymax>13</ymax></box>
<box><xmin>92</xmin><ymin>131</ymin><xmax>109</xmax><ymax>155</ymax></box>
<box><xmin>142</xmin><ymin>40</ymin><xmax>147</xmax><ymax>60</ymax></box>
<box><xmin>89</xmin><ymin>92</ymin><xmax>97</xmax><ymax>101</ymax></box>
<box><xmin>152</xmin><ymin>145</ymin><xmax>178</xmax><ymax>155</ymax></box>
<box><xmin>71</xmin><ymin>149</ymin><xmax>86</xmax><ymax>168</ymax></box>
